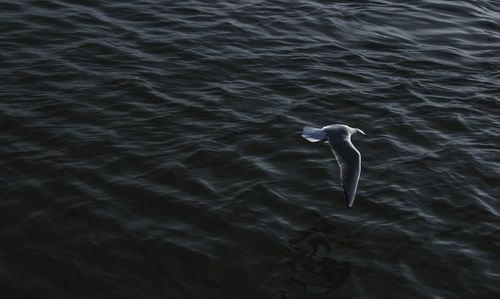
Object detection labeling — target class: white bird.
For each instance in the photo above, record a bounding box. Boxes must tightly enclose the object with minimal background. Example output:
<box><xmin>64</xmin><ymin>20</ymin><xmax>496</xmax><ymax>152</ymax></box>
<box><xmin>302</xmin><ymin>124</ymin><xmax>366</xmax><ymax>208</ymax></box>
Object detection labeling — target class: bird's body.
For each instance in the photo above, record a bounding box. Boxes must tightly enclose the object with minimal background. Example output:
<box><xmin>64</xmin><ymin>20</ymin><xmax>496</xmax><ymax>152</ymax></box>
<box><xmin>302</xmin><ymin>124</ymin><xmax>365</xmax><ymax>208</ymax></box>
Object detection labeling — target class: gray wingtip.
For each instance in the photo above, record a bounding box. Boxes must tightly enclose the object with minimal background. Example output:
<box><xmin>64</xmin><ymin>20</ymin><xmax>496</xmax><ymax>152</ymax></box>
<box><xmin>345</xmin><ymin>194</ymin><xmax>356</xmax><ymax>208</ymax></box>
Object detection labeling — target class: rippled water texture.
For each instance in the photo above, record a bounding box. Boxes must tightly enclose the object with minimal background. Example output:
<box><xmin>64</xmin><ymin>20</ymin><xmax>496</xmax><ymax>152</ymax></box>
<box><xmin>1</xmin><ymin>0</ymin><xmax>500</xmax><ymax>298</ymax></box>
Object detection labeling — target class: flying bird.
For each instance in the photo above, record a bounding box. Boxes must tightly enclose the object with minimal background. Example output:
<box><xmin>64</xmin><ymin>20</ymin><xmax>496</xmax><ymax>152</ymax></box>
<box><xmin>302</xmin><ymin>124</ymin><xmax>366</xmax><ymax>208</ymax></box>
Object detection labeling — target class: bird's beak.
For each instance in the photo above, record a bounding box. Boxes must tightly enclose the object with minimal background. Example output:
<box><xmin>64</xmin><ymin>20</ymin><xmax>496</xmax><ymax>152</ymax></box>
<box><xmin>357</xmin><ymin>129</ymin><xmax>366</xmax><ymax>136</ymax></box>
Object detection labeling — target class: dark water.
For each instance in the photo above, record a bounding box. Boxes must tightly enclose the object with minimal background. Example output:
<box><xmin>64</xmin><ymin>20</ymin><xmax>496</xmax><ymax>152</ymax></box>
<box><xmin>2</xmin><ymin>0</ymin><xmax>500</xmax><ymax>298</ymax></box>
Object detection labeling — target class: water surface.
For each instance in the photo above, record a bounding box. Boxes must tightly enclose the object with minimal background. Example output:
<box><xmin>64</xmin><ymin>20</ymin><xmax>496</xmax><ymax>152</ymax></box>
<box><xmin>1</xmin><ymin>0</ymin><xmax>499</xmax><ymax>298</ymax></box>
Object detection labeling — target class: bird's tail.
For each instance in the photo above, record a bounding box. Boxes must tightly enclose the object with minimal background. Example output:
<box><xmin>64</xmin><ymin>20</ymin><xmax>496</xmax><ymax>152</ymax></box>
<box><xmin>302</xmin><ymin>126</ymin><xmax>326</xmax><ymax>142</ymax></box>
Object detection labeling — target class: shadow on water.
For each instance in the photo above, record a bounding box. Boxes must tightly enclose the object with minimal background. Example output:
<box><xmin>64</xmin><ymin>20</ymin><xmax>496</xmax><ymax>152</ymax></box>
<box><xmin>280</xmin><ymin>217</ymin><xmax>352</xmax><ymax>298</ymax></box>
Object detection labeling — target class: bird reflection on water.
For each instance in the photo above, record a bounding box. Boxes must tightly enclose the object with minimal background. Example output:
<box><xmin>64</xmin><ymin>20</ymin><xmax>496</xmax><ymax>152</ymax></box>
<box><xmin>284</xmin><ymin>217</ymin><xmax>352</xmax><ymax>295</ymax></box>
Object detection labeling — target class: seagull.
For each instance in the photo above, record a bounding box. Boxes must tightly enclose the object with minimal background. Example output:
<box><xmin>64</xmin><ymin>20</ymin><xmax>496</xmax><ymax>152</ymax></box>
<box><xmin>302</xmin><ymin>124</ymin><xmax>366</xmax><ymax>208</ymax></box>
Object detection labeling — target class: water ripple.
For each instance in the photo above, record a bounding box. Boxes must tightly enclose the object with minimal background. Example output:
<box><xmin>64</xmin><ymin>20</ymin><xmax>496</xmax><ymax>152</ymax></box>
<box><xmin>1</xmin><ymin>0</ymin><xmax>500</xmax><ymax>298</ymax></box>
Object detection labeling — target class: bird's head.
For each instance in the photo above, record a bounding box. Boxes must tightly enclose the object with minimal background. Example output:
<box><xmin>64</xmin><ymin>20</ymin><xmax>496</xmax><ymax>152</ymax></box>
<box><xmin>355</xmin><ymin>128</ymin><xmax>366</xmax><ymax>136</ymax></box>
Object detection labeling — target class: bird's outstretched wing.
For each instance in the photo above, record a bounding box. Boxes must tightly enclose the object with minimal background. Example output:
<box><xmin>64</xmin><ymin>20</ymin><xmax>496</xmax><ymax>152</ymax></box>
<box><xmin>327</xmin><ymin>135</ymin><xmax>361</xmax><ymax>208</ymax></box>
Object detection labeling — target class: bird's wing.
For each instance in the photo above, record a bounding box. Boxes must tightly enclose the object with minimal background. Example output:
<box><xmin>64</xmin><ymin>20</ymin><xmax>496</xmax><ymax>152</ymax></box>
<box><xmin>328</xmin><ymin>135</ymin><xmax>361</xmax><ymax>208</ymax></box>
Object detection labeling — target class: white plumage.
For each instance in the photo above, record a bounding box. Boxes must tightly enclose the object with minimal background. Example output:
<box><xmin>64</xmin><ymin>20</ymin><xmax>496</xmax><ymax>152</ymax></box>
<box><xmin>302</xmin><ymin>124</ymin><xmax>366</xmax><ymax>208</ymax></box>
